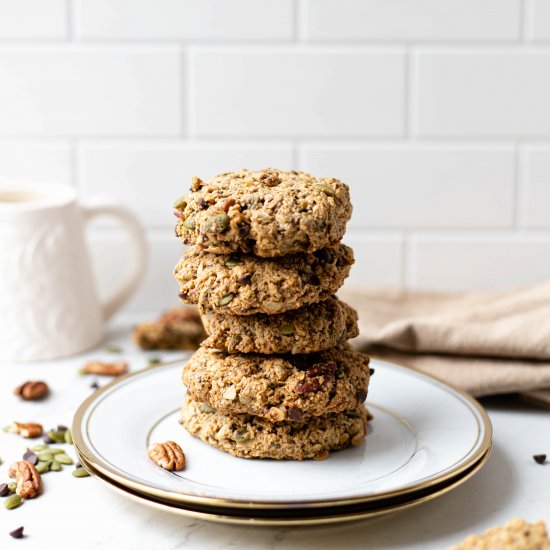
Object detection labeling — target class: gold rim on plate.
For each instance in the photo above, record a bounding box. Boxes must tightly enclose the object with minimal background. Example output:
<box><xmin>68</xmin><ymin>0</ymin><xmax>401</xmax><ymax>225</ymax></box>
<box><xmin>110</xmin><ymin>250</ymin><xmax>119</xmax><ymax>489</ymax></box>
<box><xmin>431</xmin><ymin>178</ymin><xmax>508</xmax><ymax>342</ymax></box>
<box><xmin>72</xmin><ymin>359</ymin><xmax>492</xmax><ymax>511</ymax></box>
<box><xmin>78</xmin><ymin>447</ymin><xmax>491</xmax><ymax>526</ymax></box>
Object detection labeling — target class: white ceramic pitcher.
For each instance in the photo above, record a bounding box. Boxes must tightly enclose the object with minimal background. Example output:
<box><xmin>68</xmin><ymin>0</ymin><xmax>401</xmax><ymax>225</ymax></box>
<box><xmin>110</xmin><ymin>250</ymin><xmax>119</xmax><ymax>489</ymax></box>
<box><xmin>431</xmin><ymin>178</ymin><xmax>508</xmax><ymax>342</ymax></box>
<box><xmin>0</xmin><ymin>183</ymin><xmax>148</xmax><ymax>361</ymax></box>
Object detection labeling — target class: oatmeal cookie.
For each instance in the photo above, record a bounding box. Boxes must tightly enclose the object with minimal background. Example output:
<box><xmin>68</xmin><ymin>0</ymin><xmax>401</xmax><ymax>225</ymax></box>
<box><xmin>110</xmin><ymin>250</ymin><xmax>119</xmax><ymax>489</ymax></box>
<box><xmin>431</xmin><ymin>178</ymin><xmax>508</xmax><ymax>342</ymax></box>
<box><xmin>182</xmin><ymin>345</ymin><xmax>370</xmax><ymax>423</ymax></box>
<box><xmin>133</xmin><ymin>307</ymin><xmax>206</xmax><ymax>351</ymax></box>
<box><xmin>201</xmin><ymin>297</ymin><xmax>359</xmax><ymax>354</ymax></box>
<box><xmin>450</xmin><ymin>518</ymin><xmax>549</xmax><ymax>549</ymax></box>
<box><xmin>174</xmin><ymin>168</ymin><xmax>352</xmax><ymax>258</ymax></box>
<box><xmin>174</xmin><ymin>244</ymin><xmax>354</xmax><ymax>316</ymax></box>
<box><xmin>179</xmin><ymin>395</ymin><xmax>368</xmax><ymax>460</ymax></box>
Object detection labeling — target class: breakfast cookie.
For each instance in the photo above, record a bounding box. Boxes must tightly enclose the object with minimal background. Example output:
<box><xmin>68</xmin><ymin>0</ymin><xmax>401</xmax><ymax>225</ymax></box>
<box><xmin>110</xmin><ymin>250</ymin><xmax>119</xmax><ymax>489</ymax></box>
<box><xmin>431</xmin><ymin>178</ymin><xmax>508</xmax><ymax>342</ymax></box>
<box><xmin>174</xmin><ymin>168</ymin><xmax>352</xmax><ymax>258</ymax></box>
<box><xmin>450</xmin><ymin>518</ymin><xmax>549</xmax><ymax>549</ymax></box>
<box><xmin>133</xmin><ymin>307</ymin><xmax>206</xmax><ymax>351</ymax></box>
<box><xmin>179</xmin><ymin>395</ymin><xmax>368</xmax><ymax>460</ymax></box>
<box><xmin>174</xmin><ymin>244</ymin><xmax>354</xmax><ymax>316</ymax></box>
<box><xmin>201</xmin><ymin>297</ymin><xmax>359</xmax><ymax>354</ymax></box>
<box><xmin>182</xmin><ymin>345</ymin><xmax>371</xmax><ymax>422</ymax></box>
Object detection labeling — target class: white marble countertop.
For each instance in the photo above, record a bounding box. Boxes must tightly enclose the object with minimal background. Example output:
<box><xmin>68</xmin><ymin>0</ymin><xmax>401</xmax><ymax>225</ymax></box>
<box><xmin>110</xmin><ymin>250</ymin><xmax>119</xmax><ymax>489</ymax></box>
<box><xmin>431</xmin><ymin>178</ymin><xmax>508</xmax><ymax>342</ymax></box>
<box><xmin>1</xmin><ymin>316</ymin><xmax>549</xmax><ymax>550</ymax></box>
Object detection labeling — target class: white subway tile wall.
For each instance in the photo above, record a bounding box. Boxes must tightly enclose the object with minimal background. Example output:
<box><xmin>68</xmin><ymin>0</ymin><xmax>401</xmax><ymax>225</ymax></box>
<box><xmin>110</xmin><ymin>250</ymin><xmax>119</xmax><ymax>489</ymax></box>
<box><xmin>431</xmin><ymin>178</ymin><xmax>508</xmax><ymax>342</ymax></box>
<box><xmin>0</xmin><ymin>1</ymin><xmax>548</xmax><ymax>312</ymax></box>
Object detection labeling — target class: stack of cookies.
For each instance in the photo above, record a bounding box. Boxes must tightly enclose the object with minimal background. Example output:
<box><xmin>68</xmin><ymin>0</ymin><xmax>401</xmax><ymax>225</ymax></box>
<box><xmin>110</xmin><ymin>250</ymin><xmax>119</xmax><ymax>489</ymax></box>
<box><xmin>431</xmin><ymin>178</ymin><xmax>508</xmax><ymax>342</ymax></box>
<box><xmin>173</xmin><ymin>169</ymin><xmax>371</xmax><ymax>460</ymax></box>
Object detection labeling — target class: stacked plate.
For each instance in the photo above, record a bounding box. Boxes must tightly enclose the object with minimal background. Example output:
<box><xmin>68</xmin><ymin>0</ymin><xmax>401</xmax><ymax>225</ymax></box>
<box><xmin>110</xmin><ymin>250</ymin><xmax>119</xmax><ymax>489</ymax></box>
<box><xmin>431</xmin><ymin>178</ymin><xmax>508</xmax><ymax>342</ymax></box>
<box><xmin>72</xmin><ymin>358</ymin><xmax>492</xmax><ymax>526</ymax></box>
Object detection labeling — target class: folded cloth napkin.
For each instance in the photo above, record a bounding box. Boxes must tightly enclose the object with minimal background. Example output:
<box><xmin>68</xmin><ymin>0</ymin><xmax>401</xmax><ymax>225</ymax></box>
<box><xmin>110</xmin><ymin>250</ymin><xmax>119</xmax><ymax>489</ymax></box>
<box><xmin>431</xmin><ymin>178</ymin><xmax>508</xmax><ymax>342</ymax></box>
<box><xmin>339</xmin><ymin>282</ymin><xmax>550</xmax><ymax>405</ymax></box>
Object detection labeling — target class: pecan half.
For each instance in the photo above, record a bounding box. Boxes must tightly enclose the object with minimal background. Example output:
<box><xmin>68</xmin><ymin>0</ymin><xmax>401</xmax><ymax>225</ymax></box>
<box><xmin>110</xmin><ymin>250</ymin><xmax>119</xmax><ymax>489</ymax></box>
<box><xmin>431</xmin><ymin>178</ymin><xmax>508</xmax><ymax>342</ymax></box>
<box><xmin>147</xmin><ymin>441</ymin><xmax>186</xmax><ymax>471</ymax></box>
<box><xmin>7</xmin><ymin>422</ymin><xmax>43</xmax><ymax>439</ymax></box>
<box><xmin>81</xmin><ymin>361</ymin><xmax>128</xmax><ymax>376</ymax></box>
<box><xmin>14</xmin><ymin>381</ymin><xmax>49</xmax><ymax>401</ymax></box>
<box><xmin>9</xmin><ymin>461</ymin><xmax>42</xmax><ymax>498</ymax></box>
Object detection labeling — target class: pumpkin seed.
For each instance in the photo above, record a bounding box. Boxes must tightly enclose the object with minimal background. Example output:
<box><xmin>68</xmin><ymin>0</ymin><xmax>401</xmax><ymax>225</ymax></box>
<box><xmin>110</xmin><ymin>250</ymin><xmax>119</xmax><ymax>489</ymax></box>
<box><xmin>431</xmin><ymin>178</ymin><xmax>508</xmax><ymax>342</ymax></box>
<box><xmin>205</xmin><ymin>213</ymin><xmax>229</xmax><ymax>234</ymax></box>
<box><xmin>8</xmin><ymin>482</ymin><xmax>17</xmax><ymax>493</ymax></box>
<box><xmin>55</xmin><ymin>454</ymin><xmax>73</xmax><ymax>465</ymax></box>
<box><xmin>4</xmin><ymin>494</ymin><xmax>22</xmax><ymax>509</ymax></box>
<box><xmin>224</xmin><ymin>257</ymin><xmax>241</xmax><ymax>268</ymax></box>
<box><xmin>219</xmin><ymin>293</ymin><xmax>235</xmax><ymax>306</ymax></box>
<box><xmin>183</xmin><ymin>215</ymin><xmax>196</xmax><ymax>230</ymax></box>
<box><xmin>48</xmin><ymin>448</ymin><xmax>65</xmax><ymax>455</ymax></box>
<box><xmin>31</xmin><ymin>444</ymin><xmax>49</xmax><ymax>452</ymax></box>
<box><xmin>231</xmin><ymin>430</ymin><xmax>250</xmax><ymax>442</ymax></box>
<box><xmin>313</xmin><ymin>183</ymin><xmax>334</xmax><ymax>196</ymax></box>
<box><xmin>48</xmin><ymin>430</ymin><xmax>65</xmax><ymax>443</ymax></box>
<box><xmin>105</xmin><ymin>345</ymin><xmax>122</xmax><ymax>353</ymax></box>
<box><xmin>279</xmin><ymin>324</ymin><xmax>294</xmax><ymax>335</ymax></box>
<box><xmin>50</xmin><ymin>461</ymin><xmax>62</xmax><ymax>472</ymax></box>
<box><xmin>200</xmin><ymin>403</ymin><xmax>216</xmax><ymax>413</ymax></box>
<box><xmin>64</xmin><ymin>429</ymin><xmax>73</xmax><ymax>445</ymax></box>
<box><xmin>37</xmin><ymin>452</ymin><xmax>53</xmax><ymax>462</ymax></box>
<box><xmin>148</xmin><ymin>357</ymin><xmax>161</xmax><ymax>366</ymax></box>
<box><xmin>72</xmin><ymin>467</ymin><xmax>90</xmax><ymax>478</ymax></box>
<box><xmin>35</xmin><ymin>461</ymin><xmax>51</xmax><ymax>474</ymax></box>
<box><xmin>173</xmin><ymin>196</ymin><xmax>187</xmax><ymax>210</ymax></box>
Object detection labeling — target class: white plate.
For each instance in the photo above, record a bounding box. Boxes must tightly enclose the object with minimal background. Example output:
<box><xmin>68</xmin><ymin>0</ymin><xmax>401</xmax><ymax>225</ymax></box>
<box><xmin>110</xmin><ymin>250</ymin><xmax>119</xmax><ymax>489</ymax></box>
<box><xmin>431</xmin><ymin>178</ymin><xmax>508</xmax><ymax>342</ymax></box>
<box><xmin>72</xmin><ymin>358</ymin><xmax>491</xmax><ymax>509</ymax></box>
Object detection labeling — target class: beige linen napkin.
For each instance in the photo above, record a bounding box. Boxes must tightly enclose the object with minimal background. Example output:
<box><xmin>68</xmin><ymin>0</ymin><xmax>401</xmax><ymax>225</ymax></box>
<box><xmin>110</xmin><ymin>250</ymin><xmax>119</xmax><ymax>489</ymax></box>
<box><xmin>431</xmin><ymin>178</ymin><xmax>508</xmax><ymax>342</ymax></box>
<box><xmin>339</xmin><ymin>282</ymin><xmax>550</xmax><ymax>405</ymax></box>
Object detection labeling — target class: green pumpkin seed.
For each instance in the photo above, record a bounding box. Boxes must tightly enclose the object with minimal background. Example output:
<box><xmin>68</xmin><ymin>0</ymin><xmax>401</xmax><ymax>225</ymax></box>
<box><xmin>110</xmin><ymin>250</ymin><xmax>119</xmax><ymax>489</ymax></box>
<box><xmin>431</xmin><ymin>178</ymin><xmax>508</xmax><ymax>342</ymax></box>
<box><xmin>173</xmin><ymin>195</ymin><xmax>187</xmax><ymax>210</ymax></box>
<box><xmin>7</xmin><ymin>482</ymin><xmax>17</xmax><ymax>493</ymax></box>
<box><xmin>31</xmin><ymin>444</ymin><xmax>49</xmax><ymax>452</ymax></box>
<box><xmin>183</xmin><ymin>215</ymin><xmax>196</xmax><ymax>230</ymax></box>
<box><xmin>148</xmin><ymin>357</ymin><xmax>161</xmax><ymax>366</ymax></box>
<box><xmin>36</xmin><ymin>461</ymin><xmax>51</xmax><ymax>474</ymax></box>
<box><xmin>2</xmin><ymin>425</ymin><xmax>11</xmax><ymax>432</ymax></box>
<box><xmin>48</xmin><ymin>430</ymin><xmax>66</xmax><ymax>443</ymax></box>
<box><xmin>313</xmin><ymin>183</ymin><xmax>334</xmax><ymax>196</ymax></box>
<box><xmin>4</xmin><ymin>494</ymin><xmax>22</xmax><ymax>509</ymax></box>
<box><xmin>224</xmin><ymin>257</ymin><xmax>241</xmax><ymax>268</ymax></box>
<box><xmin>200</xmin><ymin>403</ymin><xmax>216</xmax><ymax>413</ymax></box>
<box><xmin>37</xmin><ymin>452</ymin><xmax>53</xmax><ymax>462</ymax></box>
<box><xmin>219</xmin><ymin>293</ymin><xmax>235</xmax><ymax>306</ymax></box>
<box><xmin>55</xmin><ymin>454</ymin><xmax>73</xmax><ymax>465</ymax></box>
<box><xmin>279</xmin><ymin>324</ymin><xmax>294</xmax><ymax>335</ymax></box>
<box><xmin>205</xmin><ymin>213</ymin><xmax>229</xmax><ymax>234</ymax></box>
<box><xmin>231</xmin><ymin>430</ymin><xmax>250</xmax><ymax>442</ymax></box>
<box><xmin>50</xmin><ymin>461</ymin><xmax>62</xmax><ymax>472</ymax></box>
<box><xmin>105</xmin><ymin>345</ymin><xmax>122</xmax><ymax>353</ymax></box>
<box><xmin>48</xmin><ymin>448</ymin><xmax>65</xmax><ymax>455</ymax></box>
<box><xmin>72</xmin><ymin>468</ymin><xmax>91</xmax><ymax>478</ymax></box>
<box><xmin>64</xmin><ymin>429</ymin><xmax>73</xmax><ymax>445</ymax></box>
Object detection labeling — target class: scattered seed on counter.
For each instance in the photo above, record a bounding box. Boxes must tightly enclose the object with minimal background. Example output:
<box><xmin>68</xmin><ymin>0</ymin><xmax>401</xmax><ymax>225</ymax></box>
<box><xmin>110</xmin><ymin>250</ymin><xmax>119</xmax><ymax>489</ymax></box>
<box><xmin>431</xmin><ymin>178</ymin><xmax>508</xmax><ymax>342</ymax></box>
<box><xmin>4</xmin><ymin>494</ymin><xmax>22</xmax><ymax>509</ymax></box>
<box><xmin>9</xmin><ymin>526</ymin><xmax>24</xmax><ymax>539</ymax></box>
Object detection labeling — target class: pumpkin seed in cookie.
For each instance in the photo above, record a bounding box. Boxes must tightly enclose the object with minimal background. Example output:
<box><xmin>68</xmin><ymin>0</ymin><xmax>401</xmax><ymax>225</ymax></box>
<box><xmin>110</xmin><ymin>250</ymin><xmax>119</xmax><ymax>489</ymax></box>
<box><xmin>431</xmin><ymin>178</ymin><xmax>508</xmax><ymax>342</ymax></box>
<box><xmin>219</xmin><ymin>293</ymin><xmax>235</xmax><ymax>306</ymax></box>
<box><xmin>205</xmin><ymin>213</ymin><xmax>229</xmax><ymax>234</ymax></box>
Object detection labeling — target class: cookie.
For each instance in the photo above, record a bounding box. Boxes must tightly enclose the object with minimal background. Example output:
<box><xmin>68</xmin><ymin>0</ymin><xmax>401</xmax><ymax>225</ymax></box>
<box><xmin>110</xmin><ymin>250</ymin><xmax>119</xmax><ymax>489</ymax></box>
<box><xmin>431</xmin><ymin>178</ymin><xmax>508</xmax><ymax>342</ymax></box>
<box><xmin>201</xmin><ymin>297</ymin><xmax>359</xmax><ymax>355</ymax></box>
<box><xmin>174</xmin><ymin>244</ymin><xmax>354</xmax><ymax>316</ymax></box>
<box><xmin>133</xmin><ymin>307</ymin><xmax>206</xmax><ymax>351</ymax></box>
<box><xmin>182</xmin><ymin>345</ymin><xmax>371</xmax><ymax>423</ymax></box>
<box><xmin>179</xmin><ymin>395</ymin><xmax>368</xmax><ymax>460</ymax></box>
<box><xmin>450</xmin><ymin>518</ymin><xmax>549</xmax><ymax>549</ymax></box>
<box><xmin>173</xmin><ymin>168</ymin><xmax>352</xmax><ymax>258</ymax></box>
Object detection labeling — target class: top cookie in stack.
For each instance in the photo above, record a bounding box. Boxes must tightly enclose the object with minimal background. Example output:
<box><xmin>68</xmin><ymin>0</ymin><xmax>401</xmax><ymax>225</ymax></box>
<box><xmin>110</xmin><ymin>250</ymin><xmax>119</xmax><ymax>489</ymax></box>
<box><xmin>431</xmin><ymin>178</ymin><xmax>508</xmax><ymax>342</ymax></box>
<box><xmin>173</xmin><ymin>168</ymin><xmax>371</xmax><ymax>460</ymax></box>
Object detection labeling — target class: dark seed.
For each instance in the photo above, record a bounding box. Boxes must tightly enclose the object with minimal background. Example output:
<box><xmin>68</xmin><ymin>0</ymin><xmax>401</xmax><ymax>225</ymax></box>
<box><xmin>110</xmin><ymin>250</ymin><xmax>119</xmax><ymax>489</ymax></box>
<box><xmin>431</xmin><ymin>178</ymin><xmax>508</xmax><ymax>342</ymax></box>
<box><xmin>237</xmin><ymin>273</ymin><xmax>252</xmax><ymax>285</ymax></box>
<box><xmin>369</xmin><ymin>368</ymin><xmax>375</xmax><ymax>376</ymax></box>
<box><xmin>0</xmin><ymin>483</ymin><xmax>8</xmax><ymax>497</ymax></box>
<box><xmin>43</xmin><ymin>434</ymin><xmax>54</xmax><ymax>444</ymax></box>
<box><xmin>287</xmin><ymin>407</ymin><xmax>303</xmax><ymax>422</ymax></box>
<box><xmin>22</xmin><ymin>451</ymin><xmax>38</xmax><ymax>465</ymax></box>
<box><xmin>533</xmin><ymin>454</ymin><xmax>547</xmax><ymax>464</ymax></box>
<box><xmin>238</xmin><ymin>224</ymin><xmax>250</xmax><ymax>238</ymax></box>
<box><xmin>90</xmin><ymin>381</ymin><xmax>100</xmax><ymax>390</ymax></box>
<box><xmin>57</xmin><ymin>425</ymin><xmax>68</xmax><ymax>432</ymax></box>
<box><xmin>356</xmin><ymin>389</ymin><xmax>368</xmax><ymax>403</ymax></box>
<box><xmin>9</xmin><ymin>526</ymin><xmax>24</xmax><ymax>539</ymax></box>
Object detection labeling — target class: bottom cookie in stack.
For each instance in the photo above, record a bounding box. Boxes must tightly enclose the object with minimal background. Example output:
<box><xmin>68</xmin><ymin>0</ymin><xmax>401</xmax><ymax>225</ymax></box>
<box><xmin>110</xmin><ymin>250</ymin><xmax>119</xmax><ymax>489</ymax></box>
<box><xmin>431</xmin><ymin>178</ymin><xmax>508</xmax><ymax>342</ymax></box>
<box><xmin>179</xmin><ymin>395</ymin><xmax>369</xmax><ymax>461</ymax></box>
